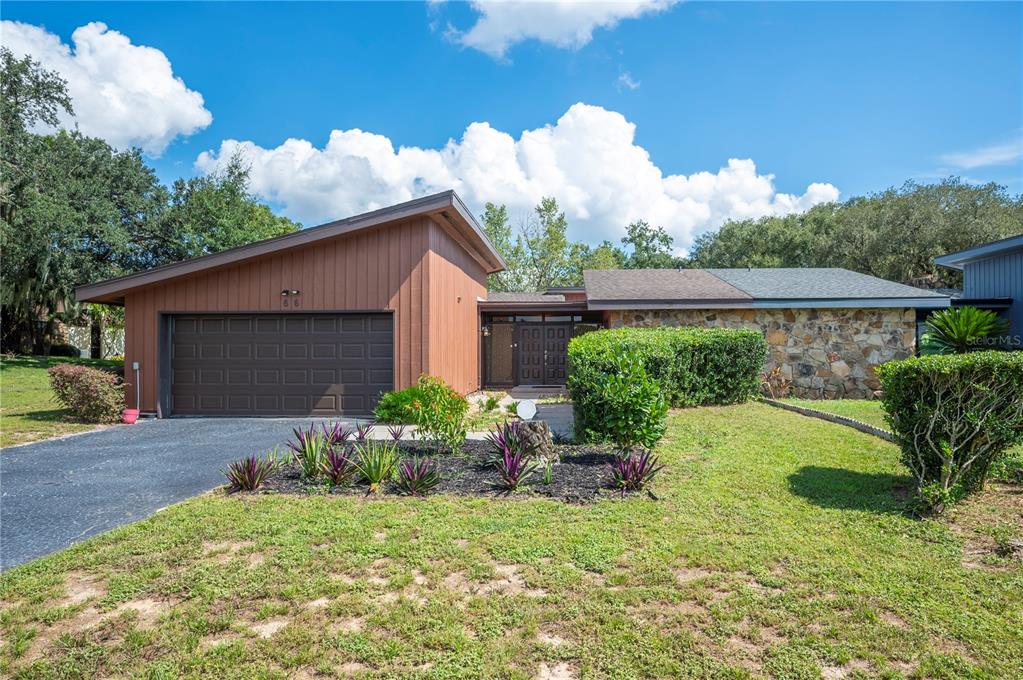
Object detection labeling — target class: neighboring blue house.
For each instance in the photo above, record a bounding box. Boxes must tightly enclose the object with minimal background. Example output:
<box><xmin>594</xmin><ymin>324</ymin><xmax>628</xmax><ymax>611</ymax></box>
<box><xmin>935</xmin><ymin>234</ymin><xmax>1023</xmax><ymax>347</ymax></box>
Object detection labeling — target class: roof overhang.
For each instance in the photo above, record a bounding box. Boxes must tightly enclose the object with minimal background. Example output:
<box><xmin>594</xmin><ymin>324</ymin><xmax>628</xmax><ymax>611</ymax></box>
<box><xmin>478</xmin><ymin>300</ymin><xmax>589</xmax><ymax>313</ymax></box>
<box><xmin>935</xmin><ymin>234</ymin><xmax>1023</xmax><ymax>271</ymax></box>
<box><xmin>586</xmin><ymin>297</ymin><xmax>951</xmax><ymax>310</ymax></box>
<box><xmin>76</xmin><ymin>190</ymin><xmax>506</xmax><ymax>305</ymax></box>
<box><xmin>951</xmin><ymin>297</ymin><xmax>1013</xmax><ymax>309</ymax></box>
<box><xmin>750</xmin><ymin>297</ymin><xmax>951</xmax><ymax>309</ymax></box>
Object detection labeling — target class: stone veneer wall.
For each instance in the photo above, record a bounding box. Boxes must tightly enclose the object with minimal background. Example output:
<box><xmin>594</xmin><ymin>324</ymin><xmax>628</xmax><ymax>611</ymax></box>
<box><xmin>607</xmin><ymin>307</ymin><xmax>916</xmax><ymax>398</ymax></box>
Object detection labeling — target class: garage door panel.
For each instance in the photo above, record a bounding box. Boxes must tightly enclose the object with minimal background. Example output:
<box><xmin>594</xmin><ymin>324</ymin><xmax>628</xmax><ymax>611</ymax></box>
<box><xmin>170</xmin><ymin>313</ymin><xmax>393</xmax><ymax>416</ymax></box>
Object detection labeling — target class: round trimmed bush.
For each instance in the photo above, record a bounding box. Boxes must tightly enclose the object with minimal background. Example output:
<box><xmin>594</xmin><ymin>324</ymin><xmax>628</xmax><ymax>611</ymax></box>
<box><xmin>877</xmin><ymin>351</ymin><xmax>1023</xmax><ymax>513</ymax></box>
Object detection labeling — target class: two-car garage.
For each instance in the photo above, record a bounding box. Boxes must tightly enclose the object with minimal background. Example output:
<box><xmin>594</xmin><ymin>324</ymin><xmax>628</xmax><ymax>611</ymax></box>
<box><xmin>74</xmin><ymin>192</ymin><xmax>503</xmax><ymax>417</ymax></box>
<box><xmin>169</xmin><ymin>313</ymin><xmax>394</xmax><ymax>417</ymax></box>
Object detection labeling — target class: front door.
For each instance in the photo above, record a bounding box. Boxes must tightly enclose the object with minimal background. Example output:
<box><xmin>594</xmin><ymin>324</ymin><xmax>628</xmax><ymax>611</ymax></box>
<box><xmin>517</xmin><ymin>323</ymin><xmax>545</xmax><ymax>384</ymax></box>
<box><xmin>544</xmin><ymin>323</ymin><xmax>571</xmax><ymax>384</ymax></box>
<box><xmin>515</xmin><ymin>322</ymin><xmax>570</xmax><ymax>386</ymax></box>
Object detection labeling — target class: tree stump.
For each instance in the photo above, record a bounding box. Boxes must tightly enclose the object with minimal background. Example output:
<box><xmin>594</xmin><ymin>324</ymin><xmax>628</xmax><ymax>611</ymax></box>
<box><xmin>518</xmin><ymin>420</ymin><xmax>556</xmax><ymax>464</ymax></box>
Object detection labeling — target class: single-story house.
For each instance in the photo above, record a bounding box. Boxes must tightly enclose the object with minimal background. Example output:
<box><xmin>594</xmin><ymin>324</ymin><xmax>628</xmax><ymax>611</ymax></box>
<box><xmin>935</xmin><ymin>234</ymin><xmax>1022</xmax><ymax>347</ymax></box>
<box><xmin>77</xmin><ymin>191</ymin><xmax>949</xmax><ymax>416</ymax></box>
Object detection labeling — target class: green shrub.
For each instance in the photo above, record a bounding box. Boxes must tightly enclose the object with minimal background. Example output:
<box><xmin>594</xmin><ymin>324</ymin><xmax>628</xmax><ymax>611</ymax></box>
<box><xmin>877</xmin><ymin>351</ymin><xmax>1023</xmax><ymax>513</ymax></box>
<box><xmin>374</xmin><ymin>375</ymin><xmax>468</xmax><ymax>452</ymax></box>
<box><xmin>47</xmin><ymin>363</ymin><xmax>124</xmax><ymax>423</ymax></box>
<box><xmin>923</xmin><ymin>306</ymin><xmax>1010</xmax><ymax>354</ymax></box>
<box><xmin>568</xmin><ymin>350</ymin><xmax>668</xmax><ymax>448</ymax></box>
<box><xmin>355</xmin><ymin>440</ymin><xmax>399</xmax><ymax>493</ymax></box>
<box><xmin>567</xmin><ymin>326</ymin><xmax>767</xmax><ymax>408</ymax></box>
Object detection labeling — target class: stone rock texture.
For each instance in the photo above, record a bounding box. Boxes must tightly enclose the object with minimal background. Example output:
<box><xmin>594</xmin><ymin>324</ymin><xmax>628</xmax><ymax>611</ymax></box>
<box><xmin>607</xmin><ymin>307</ymin><xmax>916</xmax><ymax>398</ymax></box>
<box><xmin>517</xmin><ymin>420</ymin><xmax>556</xmax><ymax>464</ymax></box>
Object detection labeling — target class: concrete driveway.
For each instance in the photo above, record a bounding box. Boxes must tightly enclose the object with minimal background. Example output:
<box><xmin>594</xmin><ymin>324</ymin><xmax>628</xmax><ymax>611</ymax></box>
<box><xmin>0</xmin><ymin>418</ymin><xmax>331</xmax><ymax>571</ymax></box>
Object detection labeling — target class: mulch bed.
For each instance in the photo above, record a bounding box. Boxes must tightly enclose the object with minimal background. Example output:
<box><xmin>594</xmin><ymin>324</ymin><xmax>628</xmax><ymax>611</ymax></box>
<box><xmin>251</xmin><ymin>439</ymin><xmax>629</xmax><ymax>503</ymax></box>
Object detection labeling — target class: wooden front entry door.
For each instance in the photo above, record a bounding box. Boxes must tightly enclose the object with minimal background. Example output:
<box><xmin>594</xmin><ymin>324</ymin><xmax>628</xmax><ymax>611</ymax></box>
<box><xmin>516</xmin><ymin>322</ymin><xmax>571</xmax><ymax>386</ymax></box>
<box><xmin>544</xmin><ymin>324</ymin><xmax>571</xmax><ymax>384</ymax></box>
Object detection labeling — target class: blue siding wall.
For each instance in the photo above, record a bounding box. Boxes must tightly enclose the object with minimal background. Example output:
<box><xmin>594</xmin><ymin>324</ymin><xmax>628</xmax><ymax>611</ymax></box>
<box><xmin>963</xmin><ymin>250</ymin><xmax>1023</xmax><ymax>337</ymax></box>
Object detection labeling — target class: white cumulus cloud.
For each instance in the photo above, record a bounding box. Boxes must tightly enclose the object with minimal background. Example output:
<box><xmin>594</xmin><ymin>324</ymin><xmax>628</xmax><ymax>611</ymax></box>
<box><xmin>449</xmin><ymin>0</ymin><xmax>679</xmax><ymax>59</ymax></box>
<box><xmin>0</xmin><ymin>20</ymin><xmax>212</xmax><ymax>155</ymax></box>
<box><xmin>195</xmin><ymin>103</ymin><xmax>839</xmax><ymax>248</ymax></box>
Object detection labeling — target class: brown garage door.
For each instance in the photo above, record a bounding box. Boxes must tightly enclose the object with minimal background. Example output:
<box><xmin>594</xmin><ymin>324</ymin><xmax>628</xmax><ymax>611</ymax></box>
<box><xmin>169</xmin><ymin>313</ymin><xmax>393</xmax><ymax>416</ymax></box>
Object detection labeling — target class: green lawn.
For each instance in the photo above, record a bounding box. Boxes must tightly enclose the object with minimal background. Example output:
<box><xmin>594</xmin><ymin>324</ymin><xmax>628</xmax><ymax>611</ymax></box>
<box><xmin>0</xmin><ymin>355</ymin><xmax>124</xmax><ymax>449</ymax></box>
<box><xmin>2</xmin><ymin>403</ymin><xmax>1020</xmax><ymax>679</ymax></box>
<box><xmin>780</xmin><ymin>398</ymin><xmax>890</xmax><ymax>431</ymax></box>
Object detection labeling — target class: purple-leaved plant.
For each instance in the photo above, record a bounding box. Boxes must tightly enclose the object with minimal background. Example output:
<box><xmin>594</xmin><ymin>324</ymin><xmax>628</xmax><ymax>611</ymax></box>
<box><xmin>319</xmin><ymin>447</ymin><xmax>358</xmax><ymax>486</ymax></box>
<box><xmin>388</xmin><ymin>424</ymin><xmax>407</xmax><ymax>442</ymax></box>
<box><xmin>321</xmin><ymin>421</ymin><xmax>353</xmax><ymax>446</ymax></box>
<box><xmin>354</xmin><ymin>421</ymin><xmax>373</xmax><ymax>443</ymax></box>
<box><xmin>492</xmin><ymin>448</ymin><xmax>537</xmax><ymax>490</ymax></box>
<box><xmin>609</xmin><ymin>449</ymin><xmax>664</xmax><ymax>496</ymax></box>
<box><xmin>395</xmin><ymin>456</ymin><xmax>440</xmax><ymax>496</ymax></box>
<box><xmin>224</xmin><ymin>456</ymin><xmax>274</xmax><ymax>491</ymax></box>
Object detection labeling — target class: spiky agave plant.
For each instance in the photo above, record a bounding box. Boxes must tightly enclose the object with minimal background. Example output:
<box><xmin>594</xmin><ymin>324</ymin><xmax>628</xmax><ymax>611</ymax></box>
<box><xmin>319</xmin><ymin>447</ymin><xmax>358</xmax><ymax>486</ymax></box>
<box><xmin>355</xmin><ymin>440</ymin><xmax>398</xmax><ymax>493</ymax></box>
<box><xmin>395</xmin><ymin>456</ymin><xmax>441</xmax><ymax>496</ymax></box>
<box><xmin>225</xmin><ymin>455</ymin><xmax>275</xmax><ymax>491</ymax></box>
<box><xmin>288</xmin><ymin>427</ymin><xmax>330</xmax><ymax>479</ymax></box>
<box><xmin>925</xmin><ymin>306</ymin><xmax>1010</xmax><ymax>354</ymax></box>
<box><xmin>609</xmin><ymin>449</ymin><xmax>664</xmax><ymax>496</ymax></box>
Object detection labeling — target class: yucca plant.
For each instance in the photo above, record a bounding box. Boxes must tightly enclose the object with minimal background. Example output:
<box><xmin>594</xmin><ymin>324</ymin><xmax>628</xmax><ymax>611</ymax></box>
<box><xmin>319</xmin><ymin>447</ymin><xmax>358</xmax><ymax>486</ymax></box>
<box><xmin>355</xmin><ymin>440</ymin><xmax>398</xmax><ymax>493</ymax></box>
<box><xmin>321</xmin><ymin>421</ymin><xmax>353</xmax><ymax>446</ymax></box>
<box><xmin>395</xmin><ymin>457</ymin><xmax>441</xmax><ymax>496</ymax></box>
<box><xmin>610</xmin><ymin>449</ymin><xmax>664</xmax><ymax>496</ymax></box>
<box><xmin>924</xmin><ymin>306</ymin><xmax>1009</xmax><ymax>354</ymax></box>
<box><xmin>492</xmin><ymin>448</ymin><xmax>538</xmax><ymax>490</ymax></box>
<box><xmin>225</xmin><ymin>456</ymin><xmax>275</xmax><ymax>491</ymax></box>
<box><xmin>288</xmin><ymin>427</ymin><xmax>330</xmax><ymax>479</ymax></box>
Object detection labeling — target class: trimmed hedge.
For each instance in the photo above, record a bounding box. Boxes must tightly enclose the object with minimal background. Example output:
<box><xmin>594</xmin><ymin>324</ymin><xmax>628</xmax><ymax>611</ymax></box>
<box><xmin>567</xmin><ymin>326</ymin><xmax>768</xmax><ymax>409</ymax></box>
<box><xmin>877</xmin><ymin>351</ymin><xmax>1023</xmax><ymax>513</ymax></box>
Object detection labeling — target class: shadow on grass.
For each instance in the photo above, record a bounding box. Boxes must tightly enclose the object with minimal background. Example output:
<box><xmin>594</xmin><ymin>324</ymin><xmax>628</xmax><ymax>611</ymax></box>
<box><xmin>788</xmin><ymin>466</ymin><xmax>914</xmax><ymax>514</ymax></box>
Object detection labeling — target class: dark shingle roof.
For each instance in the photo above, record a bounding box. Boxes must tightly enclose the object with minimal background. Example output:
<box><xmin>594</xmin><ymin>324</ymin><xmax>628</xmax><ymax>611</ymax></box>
<box><xmin>707</xmin><ymin>268</ymin><xmax>948</xmax><ymax>300</ymax></box>
<box><xmin>486</xmin><ymin>292</ymin><xmax>566</xmax><ymax>302</ymax></box>
<box><xmin>583</xmin><ymin>269</ymin><xmax>750</xmax><ymax>303</ymax></box>
<box><xmin>581</xmin><ymin>268</ymin><xmax>950</xmax><ymax>309</ymax></box>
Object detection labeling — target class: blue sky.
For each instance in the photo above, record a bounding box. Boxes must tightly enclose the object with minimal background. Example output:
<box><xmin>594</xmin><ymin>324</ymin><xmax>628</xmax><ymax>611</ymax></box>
<box><xmin>2</xmin><ymin>1</ymin><xmax>1020</xmax><ymax>248</ymax></box>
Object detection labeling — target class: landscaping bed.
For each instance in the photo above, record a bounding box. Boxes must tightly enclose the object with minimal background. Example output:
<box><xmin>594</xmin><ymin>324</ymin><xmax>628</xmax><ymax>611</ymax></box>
<box><xmin>248</xmin><ymin>439</ymin><xmax>622</xmax><ymax>503</ymax></box>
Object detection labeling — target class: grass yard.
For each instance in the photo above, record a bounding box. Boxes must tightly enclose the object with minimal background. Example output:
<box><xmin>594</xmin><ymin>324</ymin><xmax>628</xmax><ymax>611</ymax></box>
<box><xmin>2</xmin><ymin>403</ymin><xmax>1021</xmax><ymax>679</ymax></box>
<box><xmin>0</xmin><ymin>355</ymin><xmax>124</xmax><ymax>449</ymax></box>
<box><xmin>779</xmin><ymin>398</ymin><xmax>890</xmax><ymax>431</ymax></box>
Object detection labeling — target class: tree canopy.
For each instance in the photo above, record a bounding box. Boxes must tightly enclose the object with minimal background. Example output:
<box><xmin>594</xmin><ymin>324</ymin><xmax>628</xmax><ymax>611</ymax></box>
<box><xmin>686</xmin><ymin>179</ymin><xmax>1023</xmax><ymax>285</ymax></box>
<box><xmin>0</xmin><ymin>48</ymin><xmax>299</xmax><ymax>353</ymax></box>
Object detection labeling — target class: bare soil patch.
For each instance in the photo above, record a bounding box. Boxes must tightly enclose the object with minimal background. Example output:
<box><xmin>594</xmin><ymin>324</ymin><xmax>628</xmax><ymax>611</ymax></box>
<box><xmin>535</xmin><ymin>662</ymin><xmax>579</xmax><ymax>680</ymax></box>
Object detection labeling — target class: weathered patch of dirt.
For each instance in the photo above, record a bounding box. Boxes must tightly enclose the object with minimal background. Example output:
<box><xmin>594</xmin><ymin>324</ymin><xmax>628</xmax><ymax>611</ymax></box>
<box><xmin>329</xmin><ymin>616</ymin><xmax>365</xmax><ymax>634</ymax></box>
<box><xmin>249</xmin><ymin>616</ymin><xmax>290</xmax><ymax>638</ymax></box>
<box><xmin>674</xmin><ymin>566</ymin><xmax>714</xmax><ymax>584</ymax></box>
<box><xmin>443</xmin><ymin>564</ymin><xmax>546</xmax><ymax>598</ymax></box>
<box><xmin>821</xmin><ymin>660</ymin><xmax>871</xmax><ymax>679</ymax></box>
<box><xmin>56</xmin><ymin>571</ymin><xmax>106</xmax><ymax>607</ymax></box>
<box><xmin>537</xmin><ymin>630</ymin><xmax>567</xmax><ymax>647</ymax></box>
<box><xmin>535</xmin><ymin>662</ymin><xmax>578</xmax><ymax>680</ymax></box>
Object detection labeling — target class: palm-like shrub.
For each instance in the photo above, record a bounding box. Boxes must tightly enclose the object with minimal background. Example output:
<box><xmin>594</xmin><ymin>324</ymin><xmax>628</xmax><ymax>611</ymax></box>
<box><xmin>924</xmin><ymin>306</ymin><xmax>1009</xmax><ymax>354</ymax></box>
<box><xmin>492</xmin><ymin>448</ymin><xmax>538</xmax><ymax>490</ymax></box>
<box><xmin>355</xmin><ymin>440</ymin><xmax>398</xmax><ymax>493</ymax></box>
<box><xmin>288</xmin><ymin>427</ymin><xmax>330</xmax><ymax>479</ymax></box>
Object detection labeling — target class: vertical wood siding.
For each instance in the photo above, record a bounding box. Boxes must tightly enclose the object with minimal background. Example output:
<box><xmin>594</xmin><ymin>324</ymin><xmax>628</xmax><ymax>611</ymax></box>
<box><xmin>426</xmin><ymin>220</ymin><xmax>488</xmax><ymax>394</ymax></box>
<box><xmin>124</xmin><ymin>216</ymin><xmax>470</xmax><ymax>412</ymax></box>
